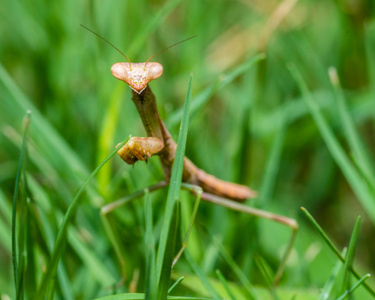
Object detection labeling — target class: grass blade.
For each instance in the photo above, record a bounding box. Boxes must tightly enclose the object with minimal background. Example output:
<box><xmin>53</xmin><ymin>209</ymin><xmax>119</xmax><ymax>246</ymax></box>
<box><xmin>289</xmin><ymin>64</ymin><xmax>375</xmax><ymax>223</ymax></box>
<box><xmin>167</xmin><ymin>54</ymin><xmax>266</xmax><ymax>127</ymax></box>
<box><xmin>95</xmin><ymin>294</ymin><xmax>212</xmax><ymax>300</ymax></box>
<box><xmin>157</xmin><ymin>203</ymin><xmax>180</xmax><ymax>299</ymax></box>
<box><xmin>254</xmin><ymin>256</ymin><xmax>279</xmax><ymax>300</ymax></box>
<box><xmin>337</xmin><ymin>274</ymin><xmax>371</xmax><ymax>300</ymax></box>
<box><xmin>126</xmin><ymin>0</ymin><xmax>184</xmax><ymax>58</ymax></box>
<box><xmin>301</xmin><ymin>207</ymin><xmax>375</xmax><ymax>297</ymax></box>
<box><xmin>172</xmin><ymin>183</ymin><xmax>202</xmax><ymax>268</ymax></box>
<box><xmin>339</xmin><ymin>216</ymin><xmax>361</xmax><ymax>295</ymax></box>
<box><xmin>155</xmin><ymin>74</ymin><xmax>193</xmax><ymax>287</ymax></box>
<box><xmin>144</xmin><ymin>189</ymin><xmax>157</xmax><ymax>299</ymax></box>
<box><xmin>215</xmin><ymin>270</ymin><xmax>236</xmax><ymax>300</ymax></box>
<box><xmin>37</xmin><ymin>137</ymin><xmax>130</xmax><ymax>299</ymax></box>
<box><xmin>167</xmin><ymin>276</ymin><xmax>184</xmax><ymax>295</ymax></box>
<box><xmin>12</xmin><ymin>111</ymin><xmax>31</xmax><ymax>299</ymax></box>
<box><xmin>211</xmin><ymin>235</ymin><xmax>256</xmax><ymax>300</ymax></box>
<box><xmin>328</xmin><ymin>67</ymin><xmax>375</xmax><ymax>188</ymax></box>
<box><xmin>257</xmin><ymin>107</ymin><xmax>287</xmax><ymax>207</ymax></box>
<box><xmin>184</xmin><ymin>250</ymin><xmax>220</xmax><ymax>299</ymax></box>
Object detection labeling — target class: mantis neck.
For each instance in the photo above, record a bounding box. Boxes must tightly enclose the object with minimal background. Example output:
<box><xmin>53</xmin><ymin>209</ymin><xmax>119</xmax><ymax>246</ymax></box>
<box><xmin>131</xmin><ymin>86</ymin><xmax>165</xmax><ymax>140</ymax></box>
<box><xmin>131</xmin><ymin>86</ymin><xmax>177</xmax><ymax>178</ymax></box>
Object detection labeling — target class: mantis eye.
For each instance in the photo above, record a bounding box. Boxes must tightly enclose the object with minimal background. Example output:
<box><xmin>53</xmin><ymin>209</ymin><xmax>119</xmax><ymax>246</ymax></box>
<box><xmin>111</xmin><ymin>62</ymin><xmax>131</xmax><ymax>82</ymax></box>
<box><xmin>147</xmin><ymin>62</ymin><xmax>163</xmax><ymax>81</ymax></box>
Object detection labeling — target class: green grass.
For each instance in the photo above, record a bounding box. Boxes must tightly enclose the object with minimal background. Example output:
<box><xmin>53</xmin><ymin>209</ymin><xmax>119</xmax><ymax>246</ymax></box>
<box><xmin>1</xmin><ymin>0</ymin><xmax>375</xmax><ymax>299</ymax></box>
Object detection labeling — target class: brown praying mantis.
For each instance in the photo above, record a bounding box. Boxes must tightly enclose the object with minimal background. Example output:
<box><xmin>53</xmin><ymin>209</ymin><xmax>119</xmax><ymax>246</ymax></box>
<box><xmin>82</xmin><ymin>25</ymin><xmax>298</xmax><ymax>286</ymax></box>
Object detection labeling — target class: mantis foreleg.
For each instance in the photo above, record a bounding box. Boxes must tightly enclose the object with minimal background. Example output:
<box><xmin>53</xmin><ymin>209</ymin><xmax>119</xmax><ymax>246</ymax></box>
<box><xmin>117</xmin><ymin>136</ymin><xmax>164</xmax><ymax>165</ymax></box>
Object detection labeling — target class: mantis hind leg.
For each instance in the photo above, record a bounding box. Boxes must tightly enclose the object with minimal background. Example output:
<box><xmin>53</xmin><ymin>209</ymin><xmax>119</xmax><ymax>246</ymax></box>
<box><xmin>201</xmin><ymin>192</ymin><xmax>298</xmax><ymax>286</ymax></box>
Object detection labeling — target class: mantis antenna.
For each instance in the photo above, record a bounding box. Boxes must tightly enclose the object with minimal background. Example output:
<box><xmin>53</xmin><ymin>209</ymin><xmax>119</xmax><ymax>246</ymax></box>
<box><xmin>144</xmin><ymin>35</ymin><xmax>198</xmax><ymax>67</ymax></box>
<box><xmin>81</xmin><ymin>24</ymin><xmax>197</xmax><ymax>69</ymax></box>
<box><xmin>80</xmin><ymin>24</ymin><xmax>132</xmax><ymax>67</ymax></box>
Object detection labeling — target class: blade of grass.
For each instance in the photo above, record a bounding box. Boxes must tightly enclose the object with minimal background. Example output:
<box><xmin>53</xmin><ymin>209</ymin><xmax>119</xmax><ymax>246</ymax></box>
<box><xmin>168</xmin><ymin>276</ymin><xmax>184</xmax><ymax>295</ymax></box>
<box><xmin>257</xmin><ymin>106</ymin><xmax>287</xmax><ymax>208</ymax></box>
<box><xmin>155</xmin><ymin>74</ymin><xmax>193</xmax><ymax>286</ymax></box>
<box><xmin>328</xmin><ymin>67</ymin><xmax>375</xmax><ymax>188</ymax></box>
<box><xmin>365</xmin><ymin>22</ymin><xmax>375</xmax><ymax>97</ymax></box>
<box><xmin>157</xmin><ymin>203</ymin><xmax>180</xmax><ymax>299</ymax></box>
<box><xmin>172</xmin><ymin>183</ymin><xmax>202</xmax><ymax>268</ymax></box>
<box><xmin>301</xmin><ymin>207</ymin><xmax>375</xmax><ymax>297</ymax></box>
<box><xmin>126</xmin><ymin>0</ymin><xmax>184</xmax><ymax>58</ymax></box>
<box><xmin>95</xmin><ymin>293</ymin><xmax>212</xmax><ymax>300</ymax></box>
<box><xmin>12</xmin><ymin>111</ymin><xmax>31</xmax><ymax>299</ymax></box>
<box><xmin>67</xmin><ymin>227</ymin><xmax>116</xmax><ymax>286</ymax></box>
<box><xmin>37</xmin><ymin>137</ymin><xmax>130</xmax><ymax>299</ymax></box>
<box><xmin>27</xmin><ymin>185</ymin><xmax>74</xmax><ymax>300</ymax></box>
<box><xmin>289</xmin><ymin>64</ymin><xmax>375</xmax><ymax>223</ymax></box>
<box><xmin>339</xmin><ymin>216</ymin><xmax>361</xmax><ymax>296</ymax></box>
<box><xmin>215</xmin><ymin>270</ymin><xmax>236</xmax><ymax>300</ymax></box>
<box><xmin>318</xmin><ymin>249</ymin><xmax>346</xmax><ymax>300</ymax></box>
<box><xmin>97</xmin><ymin>83</ymin><xmax>125</xmax><ymax>194</ymax></box>
<box><xmin>0</xmin><ymin>64</ymin><xmax>89</xmax><ymax>181</ymax></box>
<box><xmin>254</xmin><ymin>256</ymin><xmax>279</xmax><ymax>300</ymax></box>
<box><xmin>167</xmin><ymin>54</ymin><xmax>266</xmax><ymax>127</ymax></box>
<box><xmin>144</xmin><ymin>188</ymin><xmax>157</xmax><ymax>299</ymax></box>
<box><xmin>211</xmin><ymin>235</ymin><xmax>257</xmax><ymax>300</ymax></box>
<box><xmin>337</xmin><ymin>274</ymin><xmax>371</xmax><ymax>300</ymax></box>
<box><xmin>0</xmin><ymin>192</ymin><xmax>12</xmax><ymax>252</ymax></box>
<box><xmin>184</xmin><ymin>249</ymin><xmax>221</xmax><ymax>299</ymax></box>
<box><xmin>24</xmin><ymin>196</ymin><xmax>37</xmax><ymax>298</ymax></box>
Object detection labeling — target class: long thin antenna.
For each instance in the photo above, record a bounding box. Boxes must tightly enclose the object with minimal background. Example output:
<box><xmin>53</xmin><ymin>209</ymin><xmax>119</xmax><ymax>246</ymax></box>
<box><xmin>80</xmin><ymin>24</ymin><xmax>132</xmax><ymax>67</ymax></box>
<box><xmin>144</xmin><ymin>35</ymin><xmax>198</xmax><ymax>67</ymax></box>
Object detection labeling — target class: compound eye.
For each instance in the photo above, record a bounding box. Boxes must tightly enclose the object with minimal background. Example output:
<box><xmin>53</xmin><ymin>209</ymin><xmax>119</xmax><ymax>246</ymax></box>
<box><xmin>147</xmin><ymin>62</ymin><xmax>163</xmax><ymax>80</ymax></box>
<box><xmin>111</xmin><ymin>62</ymin><xmax>131</xmax><ymax>82</ymax></box>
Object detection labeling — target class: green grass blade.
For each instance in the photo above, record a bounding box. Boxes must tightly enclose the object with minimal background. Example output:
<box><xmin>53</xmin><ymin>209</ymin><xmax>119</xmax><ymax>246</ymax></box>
<box><xmin>167</xmin><ymin>54</ymin><xmax>266</xmax><ymax>127</ymax></box>
<box><xmin>318</xmin><ymin>249</ymin><xmax>346</xmax><ymax>300</ymax></box>
<box><xmin>365</xmin><ymin>22</ymin><xmax>375</xmax><ymax>95</ymax></box>
<box><xmin>67</xmin><ymin>227</ymin><xmax>116</xmax><ymax>286</ymax></box>
<box><xmin>95</xmin><ymin>293</ymin><xmax>212</xmax><ymax>300</ymax></box>
<box><xmin>215</xmin><ymin>270</ymin><xmax>236</xmax><ymax>300</ymax></box>
<box><xmin>0</xmin><ymin>190</ymin><xmax>12</xmax><ymax>253</ymax></box>
<box><xmin>254</xmin><ymin>256</ymin><xmax>279</xmax><ymax>300</ymax></box>
<box><xmin>12</xmin><ymin>111</ymin><xmax>31</xmax><ymax>299</ymax></box>
<box><xmin>37</xmin><ymin>137</ymin><xmax>130</xmax><ymax>299</ymax></box>
<box><xmin>339</xmin><ymin>216</ymin><xmax>361</xmax><ymax>295</ymax></box>
<box><xmin>329</xmin><ymin>67</ymin><xmax>375</xmax><ymax>188</ymax></box>
<box><xmin>126</xmin><ymin>0</ymin><xmax>184</xmax><ymax>58</ymax></box>
<box><xmin>211</xmin><ymin>236</ymin><xmax>256</xmax><ymax>300</ymax></box>
<box><xmin>337</xmin><ymin>274</ymin><xmax>371</xmax><ymax>300</ymax></box>
<box><xmin>0</xmin><ymin>64</ymin><xmax>91</xmax><ymax>182</ymax></box>
<box><xmin>289</xmin><ymin>64</ymin><xmax>375</xmax><ymax>223</ymax></box>
<box><xmin>184</xmin><ymin>250</ymin><xmax>221</xmax><ymax>299</ymax></box>
<box><xmin>168</xmin><ymin>276</ymin><xmax>184</xmax><ymax>295</ymax></box>
<box><xmin>257</xmin><ymin>107</ymin><xmax>287</xmax><ymax>207</ymax></box>
<box><xmin>157</xmin><ymin>203</ymin><xmax>180</xmax><ymax>299</ymax></box>
<box><xmin>155</xmin><ymin>74</ymin><xmax>193</xmax><ymax>287</ymax></box>
<box><xmin>172</xmin><ymin>183</ymin><xmax>202</xmax><ymax>267</ymax></box>
<box><xmin>97</xmin><ymin>83</ymin><xmax>125</xmax><ymax>194</ymax></box>
<box><xmin>144</xmin><ymin>189</ymin><xmax>157</xmax><ymax>299</ymax></box>
<box><xmin>301</xmin><ymin>208</ymin><xmax>375</xmax><ymax>297</ymax></box>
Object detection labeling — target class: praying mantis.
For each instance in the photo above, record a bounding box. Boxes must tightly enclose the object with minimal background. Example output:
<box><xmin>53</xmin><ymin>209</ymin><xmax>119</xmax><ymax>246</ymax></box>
<box><xmin>82</xmin><ymin>25</ymin><xmax>298</xmax><ymax>287</ymax></box>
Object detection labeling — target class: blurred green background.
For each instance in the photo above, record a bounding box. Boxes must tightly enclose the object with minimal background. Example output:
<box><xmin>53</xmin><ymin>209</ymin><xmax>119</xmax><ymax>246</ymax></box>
<box><xmin>1</xmin><ymin>0</ymin><xmax>375</xmax><ymax>299</ymax></box>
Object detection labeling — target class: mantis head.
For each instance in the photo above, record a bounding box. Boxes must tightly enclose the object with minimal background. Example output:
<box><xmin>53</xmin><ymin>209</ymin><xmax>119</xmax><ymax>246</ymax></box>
<box><xmin>81</xmin><ymin>25</ymin><xmax>196</xmax><ymax>94</ymax></box>
<box><xmin>111</xmin><ymin>62</ymin><xmax>163</xmax><ymax>94</ymax></box>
